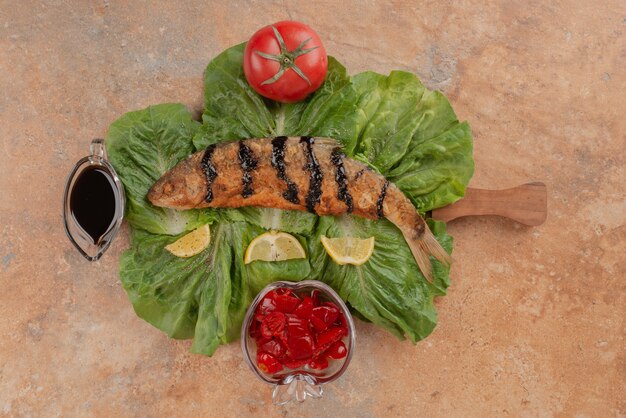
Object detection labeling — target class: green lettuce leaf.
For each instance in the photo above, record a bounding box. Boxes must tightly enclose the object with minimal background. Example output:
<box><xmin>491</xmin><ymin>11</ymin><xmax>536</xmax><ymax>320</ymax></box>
<box><xmin>387</xmin><ymin>121</ymin><xmax>474</xmax><ymax>211</ymax></box>
<box><xmin>120</xmin><ymin>216</ymin><xmax>451</xmax><ymax>352</ymax></box>
<box><xmin>352</xmin><ymin>71</ymin><xmax>426</xmax><ymax>172</ymax></box>
<box><xmin>193</xmin><ymin>43</ymin><xmax>359</xmax><ymax>151</ymax></box>
<box><xmin>218</xmin><ymin>208</ymin><xmax>317</xmax><ymax>236</ymax></box>
<box><xmin>120</xmin><ymin>222</ymin><xmax>312</xmax><ymax>355</ymax></box>
<box><xmin>120</xmin><ymin>223</ymin><xmax>251</xmax><ymax>355</ymax></box>
<box><xmin>106</xmin><ymin>104</ymin><xmax>215</xmax><ymax>235</ymax></box>
<box><xmin>198</xmin><ymin>44</ymin><xmax>275</xmax><ymax>141</ymax></box>
<box><xmin>352</xmin><ymin>71</ymin><xmax>474</xmax><ymax>211</ymax></box>
<box><xmin>309</xmin><ymin>217</ymin><xmax>452</xmax><ymax>342</ymax></box>
<box><xmin>108</xmin><ymin>43</ymin><xmax>472</xmax><ymax>355</ymax></box>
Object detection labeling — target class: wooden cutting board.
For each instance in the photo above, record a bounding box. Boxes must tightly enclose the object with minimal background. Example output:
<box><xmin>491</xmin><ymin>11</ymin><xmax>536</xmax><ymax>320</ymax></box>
<box><xmin>430</xmin><ymin>182</ymin><xmax>547</xmax><ymax>226</ymax></box>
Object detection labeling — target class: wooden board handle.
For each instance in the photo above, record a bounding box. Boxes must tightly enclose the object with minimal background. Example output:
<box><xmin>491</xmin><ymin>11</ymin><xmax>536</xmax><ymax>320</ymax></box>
<box><xmin>431</xmin><ymin>182</ymin><xmax>547</xmax><ymax>226</ymax></box>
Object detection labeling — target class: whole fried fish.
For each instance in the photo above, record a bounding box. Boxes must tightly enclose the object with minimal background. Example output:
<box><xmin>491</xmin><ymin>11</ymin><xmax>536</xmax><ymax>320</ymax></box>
<box><xmin>148</xmin><ymin>136</ymin><xmax>450</xmax><ymax>280</ymax></box>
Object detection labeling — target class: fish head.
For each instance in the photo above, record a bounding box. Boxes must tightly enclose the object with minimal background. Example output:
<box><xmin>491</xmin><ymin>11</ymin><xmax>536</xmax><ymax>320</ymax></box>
<box><xmin>147</xmin><ymin>157</ymin><xmax>205</xmax><ymax>209</ymax></box>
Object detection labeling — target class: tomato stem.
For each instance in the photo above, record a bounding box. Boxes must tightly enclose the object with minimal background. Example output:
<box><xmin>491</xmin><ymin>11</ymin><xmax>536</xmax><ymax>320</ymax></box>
<box><xmin>254</xmin><ymin>25</ymin><xmax>317</xmax><ymax>86</ymax></box>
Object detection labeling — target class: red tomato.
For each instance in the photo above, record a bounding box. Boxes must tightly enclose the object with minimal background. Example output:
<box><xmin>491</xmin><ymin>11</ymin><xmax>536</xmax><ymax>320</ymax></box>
<box><xmin>243</xmin><ymin>21</ymin><xmax>328</xmax><ymax>103</ymax></box>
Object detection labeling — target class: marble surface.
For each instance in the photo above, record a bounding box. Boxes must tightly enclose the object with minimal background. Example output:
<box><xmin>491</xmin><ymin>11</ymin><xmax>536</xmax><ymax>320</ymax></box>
<box><xmin>1</xmin><ymin>1</ymin><xmax>624</xmax><ymax>416</ymax></box>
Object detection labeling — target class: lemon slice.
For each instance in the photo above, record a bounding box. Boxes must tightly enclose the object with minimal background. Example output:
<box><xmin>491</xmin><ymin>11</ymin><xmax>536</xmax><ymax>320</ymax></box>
<box><xmin>165</xmin><ymin>224</ymin><xmax>211</xmax><ymax>258</ymax></box>
<box><xmin>244</xmin><ymin>231</ymin><xmax>306</xmax><ymax>264</ymax></box>
<box><xmin>320</xmin><ymin>235</ymin><xmax>375</xmax><ymax>266</ymax></box>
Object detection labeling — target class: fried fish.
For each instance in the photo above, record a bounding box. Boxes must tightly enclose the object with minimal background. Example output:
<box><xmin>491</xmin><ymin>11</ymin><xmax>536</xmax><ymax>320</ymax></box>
<box><xmin>148</xmin><ymin>136</ymin><xmax>451</xmax><ymax>280</ymax></box>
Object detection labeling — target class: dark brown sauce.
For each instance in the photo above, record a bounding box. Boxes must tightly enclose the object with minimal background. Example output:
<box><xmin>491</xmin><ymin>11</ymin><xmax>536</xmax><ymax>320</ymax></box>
<box><xmin>330</xmin><ymin>148</ymin><xmax>353</xmax><ymax>213</ymax></box>
<box><xmin>201</xmin><ymin>144</ymin><xmax>217</xmax><ymax>202</ymax></box>
<box><xmin>376</xmin><ymin>180</ymin><xmax>389</xmax><ymax>219</ymax></box>
<box><xmin>69</xmin><ymin>166</ymin><xmax>117</xmax><ymax>243</ymax></box>
<box><xmin>238</xmin><ymin>141</ymin><xmax>258</xmax><ymax>198</ymax></box>
<box><xmin>271</xmin><ymin>136</ymin><xmax>299</xmax><ymax>204</ymax></box>
<box><xmin>300</xmin><ymin>136</ymin><xmax>323</xmax><ymax>213</ymax></box>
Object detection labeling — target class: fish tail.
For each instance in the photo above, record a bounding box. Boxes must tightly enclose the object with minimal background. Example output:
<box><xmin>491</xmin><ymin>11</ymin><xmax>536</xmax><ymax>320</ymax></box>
<box><xmin>403</xmin><ymin>224</ymin><xmax>452</xmax><ymax>282</ymax></box>
<box><xmin>381</xmin><ymin>185</ymin><xmax>452</xmax><ymax>282</ymax></box>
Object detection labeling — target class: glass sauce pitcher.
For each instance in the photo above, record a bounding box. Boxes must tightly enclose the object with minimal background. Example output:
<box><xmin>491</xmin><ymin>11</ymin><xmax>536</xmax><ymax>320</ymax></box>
<box><xmin>63</xmin><ymin>138</ymin><xmax>125</xmax><ymax>261</ymax></box>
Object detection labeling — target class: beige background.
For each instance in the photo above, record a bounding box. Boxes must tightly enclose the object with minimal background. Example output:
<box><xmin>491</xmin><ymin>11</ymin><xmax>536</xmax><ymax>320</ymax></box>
<box><xmin>1</xmin><ymin>1</ymin><xmax>624</xmax><ymax>417</ymax></box>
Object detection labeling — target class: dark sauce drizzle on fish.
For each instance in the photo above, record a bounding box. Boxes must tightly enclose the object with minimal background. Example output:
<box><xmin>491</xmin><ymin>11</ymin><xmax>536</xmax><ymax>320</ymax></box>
<box><xmin>300</xmin><ymin>136</ymin><xmax>323</xmax><ymax>213</ymax></box>
<box><xmin>354</xmin><ymin>168</ymin><xmax>365</xmax><ymax>180</ymax></box>
<box><xmin>238</xmin><ymin>141</ymin><xmax>258</xmax><ymax>198</ymax></box>
<box><xmin>201</xmin><ymin>144</ymin><xmax>218</xmax><ymax>202</ymax></box>
<box><xmin>271</xmin><ymin>136</ymin><xmax>299</xmax><ymax>204</ymax></box>
<box><xmin>330</xmin><ymin>148</ymin><xmax>353</xmax><ymax>213</ymax></box>
<box><xmin>376</xmin><ymin>180</ymin><xmax>390</xmax><ymax>219</ymax></box>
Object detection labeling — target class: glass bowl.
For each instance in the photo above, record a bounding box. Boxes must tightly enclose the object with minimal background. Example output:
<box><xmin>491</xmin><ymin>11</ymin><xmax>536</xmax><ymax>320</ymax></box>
<box><xmin>241</xmin><ymin>280</ymin><xmax>356</xmax><ymax>405</ymax></box>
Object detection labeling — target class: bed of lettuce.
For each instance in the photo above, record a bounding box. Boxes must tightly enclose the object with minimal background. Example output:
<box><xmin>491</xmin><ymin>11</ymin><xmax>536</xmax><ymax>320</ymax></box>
<box><xmin>106</xmin><ymin>43</ymin><xmax>474</xmax><ymax>355</ymax></box>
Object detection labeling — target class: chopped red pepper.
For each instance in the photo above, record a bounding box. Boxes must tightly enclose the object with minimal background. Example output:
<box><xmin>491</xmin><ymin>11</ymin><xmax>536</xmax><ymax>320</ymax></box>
<box><xmin>260</xmin><ymin>311</ymin><xmax>286</xmax><ymax>339</ymax></box>
<box><xmin>325</xmin><ymin>341</ymin><xmax>348</xmax><ymax>359</ymax></box>
<box><xmin>249</xmin><ymin>318</ymin><xmax>261</xmax><ymax>340</ymax></box>
<box><xmin>286</xmin><ymin>332</ymin><xmax>315</xmax><ymax>360</ymax></box>
<box><xmin>273</xmin><ymin>288</ymin><xmax>301</xmax><ymax>313</ymax></box>
<box><xmin>311</xmin><ymin>290</ymin><xmax>321</xmax><ymax>306</ymax></box>
<box><xmin>257</xmin><ymin>352</ymin><xmax>283</xmax><ymax>374</ymax></box>
<box><xmin>336</xmin><ymin>311</ymin><xmax>349</xmax><ymax>336</ymax></box>
<box><xmin>293</xmin><ymin>296</ymin><xmax>314</xmax><ymax>319</ymax></box>
<box><xmin>285</xmin><ymin>314</ymin><xmax>310</xmax><ymax>337</ymax></box>
<box><xmin>258</xmin><ymin>338</ymin><xmax>286</xmax><ymax>358</ymax></box>
<box><xmin>315</xmin><ymin>326</ymin><xmax>344</xmax><ymax>355</ymax></box>
<box><xmin>252</xmin><ymin>288</ymin><xmax>349</xmax><ymax>373</ymax></box>
<box><xmin>310</xmin><ymin>305</ymin><xmax>339</xmax><ymax>332</ymax></box>
<box><xmin>255</xmin><ymin>295</ymin><xmax>278</xmax><ymax>321</ymax></box>
<box><xmin>282</xmin><ymin>357</ymin><xmax>309</xmax><ymax>369</ymax></box>
<box><xmin>309</xmin><ymin>356</ymin><xmax>329</xmax><ymax>370</ymax></box>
